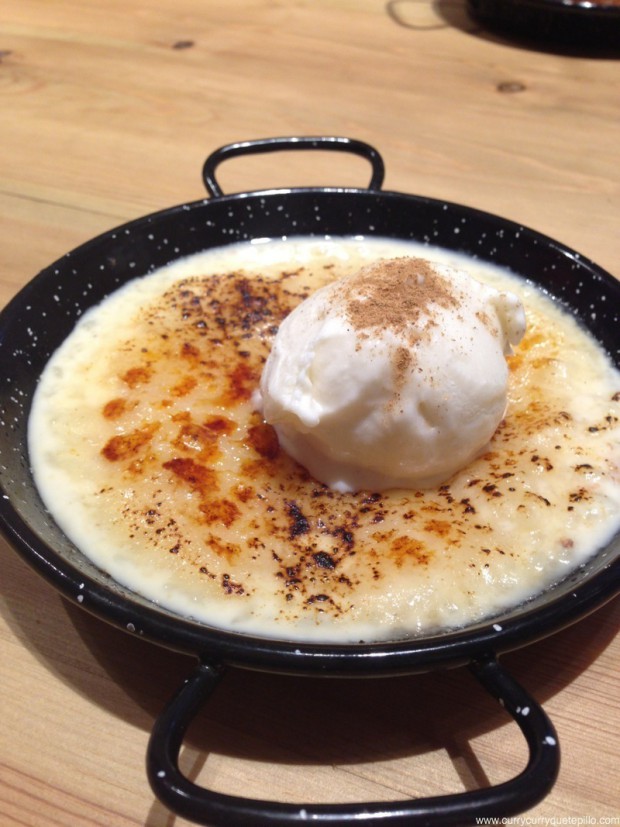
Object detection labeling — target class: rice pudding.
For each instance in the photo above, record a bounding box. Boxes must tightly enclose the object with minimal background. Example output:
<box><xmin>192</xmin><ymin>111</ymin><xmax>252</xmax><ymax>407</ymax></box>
<box><xmin>28</xmin><ymin>237</ymin><xmax>620</xmax><ymax>642</ymax></box>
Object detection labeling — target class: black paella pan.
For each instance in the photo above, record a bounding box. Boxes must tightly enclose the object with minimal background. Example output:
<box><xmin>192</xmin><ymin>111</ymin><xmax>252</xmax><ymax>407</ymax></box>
<box><xmin>1</xmin><ymin>136</ymin><xmax>619</xmax><ymax>826</ymax></box>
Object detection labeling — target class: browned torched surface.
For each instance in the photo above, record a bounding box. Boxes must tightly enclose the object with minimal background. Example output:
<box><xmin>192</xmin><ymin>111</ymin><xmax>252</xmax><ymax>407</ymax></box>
<box><xmin>72</xmin><ymin>254</ymin><xmax>620</xmax><ymax>639</ymax></box>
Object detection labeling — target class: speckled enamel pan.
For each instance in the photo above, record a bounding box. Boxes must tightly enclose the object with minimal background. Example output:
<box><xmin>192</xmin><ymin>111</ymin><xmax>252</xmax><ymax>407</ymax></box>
<box><xmin>1</xmin><ymin>137</ymin><xmax>619</xmax><ymax>827</ymax></box>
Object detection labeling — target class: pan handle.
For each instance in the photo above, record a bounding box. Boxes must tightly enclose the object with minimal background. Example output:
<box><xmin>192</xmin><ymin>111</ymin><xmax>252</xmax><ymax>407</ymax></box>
<box><xmin>201</xmin><ymin>136</ymin><xmax>386</xmax><ymax>198</ymax></box>
<box><xmin>147</xmin><ymin>655</ymin><xmax>559</xmax><ymax>826</ymax></box>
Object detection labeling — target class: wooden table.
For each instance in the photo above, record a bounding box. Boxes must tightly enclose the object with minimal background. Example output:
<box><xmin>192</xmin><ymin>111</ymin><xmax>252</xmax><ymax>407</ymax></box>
<box><xmin>1</xmin><ymin>2</ymin><xmax>619</xmax><ymax>825</ymax></box>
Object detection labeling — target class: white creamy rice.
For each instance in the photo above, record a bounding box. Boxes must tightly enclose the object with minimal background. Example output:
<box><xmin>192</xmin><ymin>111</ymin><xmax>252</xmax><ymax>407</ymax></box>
<box><xmin>28</xmin><ymin>237</ymin><xmax>620</xmax><ymax>641</ymax></box>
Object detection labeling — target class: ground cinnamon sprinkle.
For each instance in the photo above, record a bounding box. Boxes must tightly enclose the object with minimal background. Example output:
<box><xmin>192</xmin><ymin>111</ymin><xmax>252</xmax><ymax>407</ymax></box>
<box><xmin>330</xmin><ymin>257</ymin><xmax>461</xmax><ymax>388</ymax></box>
<box><xmin>393</xmin><ymin>346</ymin><xmax>413</xmax><ymax>390</ymax></box>
<box><xmin>338</xmin><ymin>258</ymin><xmax>459</xmax><ymax>338</ymax></box>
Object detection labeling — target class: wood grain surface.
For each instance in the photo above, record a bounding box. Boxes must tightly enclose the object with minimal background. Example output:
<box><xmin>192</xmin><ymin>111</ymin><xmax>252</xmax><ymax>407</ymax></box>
<box><xmin>1</xmin><ymin>2</ymin><xmax>618</xmax><ymax>825</ymax></box>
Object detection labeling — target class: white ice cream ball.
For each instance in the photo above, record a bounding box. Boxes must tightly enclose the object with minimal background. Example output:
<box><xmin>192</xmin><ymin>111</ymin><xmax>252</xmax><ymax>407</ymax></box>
<box><xmin>259</xmin><ymin>257</ymin><xmax>525</xmax><ymax>492</ymax></box>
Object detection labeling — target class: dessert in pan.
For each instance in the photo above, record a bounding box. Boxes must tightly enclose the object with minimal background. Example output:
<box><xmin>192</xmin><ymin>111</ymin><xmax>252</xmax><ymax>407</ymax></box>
<box><xmin>1</xmin><ymin>137</ymin><xmax>619</xmax><ymax>825</ymax></box>
<box><xmin>27</xmin><ymin>236</ymin><xmax>620</xmax><ymax>644</ymax></box>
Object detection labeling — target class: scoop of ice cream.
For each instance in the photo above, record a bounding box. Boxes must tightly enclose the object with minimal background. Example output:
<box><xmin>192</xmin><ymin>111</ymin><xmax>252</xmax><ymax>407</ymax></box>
<box><xmin>258</xmin><ymin>257</ymin><xmax>525</xmax><ymax>492</ymax></box>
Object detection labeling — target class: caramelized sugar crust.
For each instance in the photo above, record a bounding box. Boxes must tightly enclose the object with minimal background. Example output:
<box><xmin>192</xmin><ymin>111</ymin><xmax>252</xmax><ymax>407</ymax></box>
<box><xmin>31</xmin><ymin>249</ymin><xmax>620</xmax><ymax>640</ymax></box>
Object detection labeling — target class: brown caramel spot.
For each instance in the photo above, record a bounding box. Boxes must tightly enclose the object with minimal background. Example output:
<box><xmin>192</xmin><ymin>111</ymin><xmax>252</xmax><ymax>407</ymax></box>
<box><xmin>235</xmin><ymin>485</ymin><xmax>255</xmax><ymax>503</ymax></box>
<box><xmin>199</xmin><ymin>498</ymin><xmax>240</xmax><ymax>527</ymax></box>
<box><xmin>101</xmin><ymin>422</ymin><xmax>159</xmax><ymax>461</ymax></box>
<box><xmin>181</xmin><ymin>342</ymin><xmax>201</xmax><ymax>359</ymax></box>
<box><xmin>121</xmin><ymin>366</ymin><xmax>152</xmax><ymax>388</ymax></box>
<box><xmin>102</xmin><ymin>397</ymin><xmax>129</xmax><ymax>419</ymax></box>
<box><xmin>206</xmin><ymin>534</ymin><xmax>242</xmax><ymax>563</ymax></box>
<box><xmin>389</xmin><ymin>535</ymin><xmax>432</xmax><ymax>567</ymax></box>
<box><xmin>170</xmin><ymin>375</ymin><xmax>198</xmax><ymax>397</ymax></box>
<box><xmin>220</xmin><ymin>362</ymin><xmax>259</xmax><ymax>405</ymax></box>
<box><xmin>162</xmin><ymin>457</ymin><xmax>217</xmax><ymax>492</ymax></box>
<box><xmin>423</xmin><ymin>519</ymin><xmax>453</xmax><ymax>538</ymax></box>
<box><xmin>247</xmin><ymin>423</ymin><xmax>280</xmax><ymax>459</ymax></box>
<box><xmin>172</xmin><ymin>422</ymin><xmax>220</xmax><ymax>460</ymax></box>
<box><xmin>203</xmin><ymin>415</ymin><xmax>236</xmax><ymax>435</ymax></box>
<box><xmin>169</xmin><ymin>413</ymin><xmax>189</xmax><ymax>427</ymax></box>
